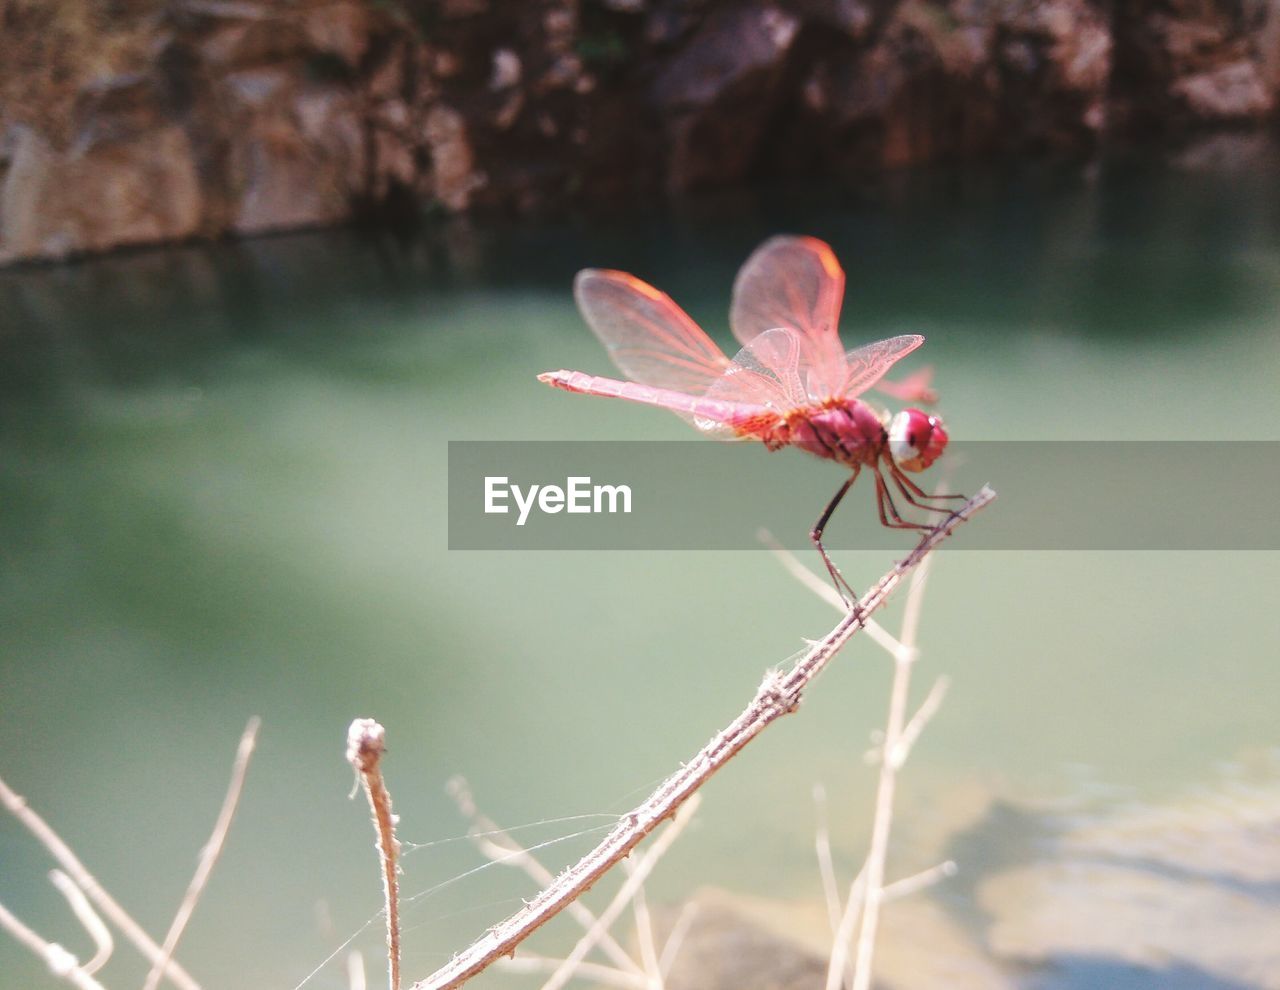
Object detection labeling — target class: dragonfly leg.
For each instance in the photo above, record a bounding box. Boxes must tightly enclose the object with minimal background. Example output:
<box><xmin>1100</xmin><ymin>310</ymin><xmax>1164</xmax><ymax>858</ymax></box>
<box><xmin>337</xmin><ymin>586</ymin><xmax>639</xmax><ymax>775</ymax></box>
<box><xmin>886</xmin><ymin>464</ymin><xmax>966</xmax><ymax>526</ymax></box>
<box><xmin>811</xmin><ymin>469</ymin><xmax>860</xmax><ymax>609</ymax></box>
<box><xmin>874</xmin><ymin>467</ymin><xmax>932</xmax><ymax>532</ymax></box>
<box><xmin>888</xmin><ymin>460</ymin><xmax>966</xmax><ymax>507</ymax></box>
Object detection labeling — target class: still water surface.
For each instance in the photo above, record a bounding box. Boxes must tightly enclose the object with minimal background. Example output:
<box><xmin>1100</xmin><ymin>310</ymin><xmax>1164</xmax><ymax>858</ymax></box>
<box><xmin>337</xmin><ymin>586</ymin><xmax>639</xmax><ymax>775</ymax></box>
<box><xmin>2</xmin><ymin>154</ymin><xmax>1279</xmax><ymax>988</ymax></box>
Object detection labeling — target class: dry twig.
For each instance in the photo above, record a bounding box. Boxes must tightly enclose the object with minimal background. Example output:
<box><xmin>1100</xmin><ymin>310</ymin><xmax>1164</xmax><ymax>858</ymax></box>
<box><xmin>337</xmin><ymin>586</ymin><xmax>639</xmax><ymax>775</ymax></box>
<box><xmin>768</xmin><ymin>522</ymin><xmax>956</xmax><ymax>990</ymax></box>
<box><xmin>0</xmin><ymin>898</ymin><xmax>107</xmax><ymax>990</ymax></box>
<box><xmin>348</xmin><ymin>719</ymin><xmax>402</xmax><ymax>990</ymax></box>
<box><xmin>812</xmin><ymin>784</ymin><xmax>843</xmax><ymax>938</ymax></box>
<box><xmin>410</xmin><ymin>485</ymin><xmax>995</xmax><ymax>990</ymax></box>
<box><xmin>0</xmin><ymin>774</ymin><xmax>202</xmax><ymax>990</ymax></box>
<box><xmin>534</xmin><ymin>793</ymin><xmax>699</xmax><ymax>990</ymax></box>
<box><xmin>348</xmin><ymin>950</ymin><xmax>368</xmax><ymax>990</ymax></box>
<box><xmin>48</xmin><ymin>870</ymin><xmax>112</xmax><ymax>975</ymax></box>
<box><xmin>447</xmin><ymin>777</ymin><xmax>644</xmax><ymax>979</ymax></box>
<box><xmin>142</xmin><ymin>717</ymin><xmax>260</xmax><ymax>990</ymax></box>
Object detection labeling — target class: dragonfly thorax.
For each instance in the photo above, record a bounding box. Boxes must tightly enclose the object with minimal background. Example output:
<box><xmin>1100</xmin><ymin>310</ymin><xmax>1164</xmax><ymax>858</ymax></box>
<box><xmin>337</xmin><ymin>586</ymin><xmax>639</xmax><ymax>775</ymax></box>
<box><xmin>780</xmin><ymin>399</ymin><xmax>888</xmax><ymax>468</ymax></box>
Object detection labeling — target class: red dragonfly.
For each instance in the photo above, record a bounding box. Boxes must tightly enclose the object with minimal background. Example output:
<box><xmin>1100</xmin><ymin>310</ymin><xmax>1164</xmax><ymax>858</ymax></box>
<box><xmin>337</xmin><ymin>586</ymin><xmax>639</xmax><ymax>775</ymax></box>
<box><xmin>539</xmin><ymin>235</ymin><xmax>962</xmax><ymax>602</ymax></box>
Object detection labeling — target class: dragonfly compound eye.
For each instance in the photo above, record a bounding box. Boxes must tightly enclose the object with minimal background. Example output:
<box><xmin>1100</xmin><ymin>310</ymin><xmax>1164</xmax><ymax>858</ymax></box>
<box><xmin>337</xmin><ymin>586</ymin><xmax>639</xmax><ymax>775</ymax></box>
<box><xmin>888</xmin><ymin>408</ymin><xmax>948</xmax><ymax>472</ymax></box>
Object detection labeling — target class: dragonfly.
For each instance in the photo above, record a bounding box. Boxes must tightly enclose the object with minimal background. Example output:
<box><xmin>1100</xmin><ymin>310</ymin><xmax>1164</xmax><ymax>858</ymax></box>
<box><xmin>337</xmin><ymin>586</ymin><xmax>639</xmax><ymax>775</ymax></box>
<box><xmin>538</xmin><ymin>235</ymin><xmax>963</xmax><ymax>603</ymax></box>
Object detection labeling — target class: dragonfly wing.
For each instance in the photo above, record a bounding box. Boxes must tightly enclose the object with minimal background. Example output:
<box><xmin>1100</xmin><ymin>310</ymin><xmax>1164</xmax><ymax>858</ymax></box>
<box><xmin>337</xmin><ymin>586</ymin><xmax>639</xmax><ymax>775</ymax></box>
<box><xmin>730</xmin><ymin>235</ymin><xmax>849</xmax><ymax>400</ymax></box>
<box><xmin>874</xmin><ymin>365</ymin><xmax>938</xmax><ymax>404</ymax></box>
<box><xmin>842</xmin><ymin>334</ymin><xmax>925</xmax><ymax>398</ymax></box>
<box><xmin>575</xmin><ymin>269</ymin><xmax>732</xmax><ymax>394</ymax></box>
<box><xmin>705</xmin><ymin>327</ymin><xmax>808</xmax><ymax>414</ymax></box>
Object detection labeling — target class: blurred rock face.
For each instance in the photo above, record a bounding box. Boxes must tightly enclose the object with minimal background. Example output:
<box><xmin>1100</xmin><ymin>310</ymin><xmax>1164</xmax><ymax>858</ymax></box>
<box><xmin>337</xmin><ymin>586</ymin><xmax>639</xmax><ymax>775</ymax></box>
<box><xmin>1</xmin><ymin>0</ymin><xmax>1278</xmax><ymax>265</ymax></box>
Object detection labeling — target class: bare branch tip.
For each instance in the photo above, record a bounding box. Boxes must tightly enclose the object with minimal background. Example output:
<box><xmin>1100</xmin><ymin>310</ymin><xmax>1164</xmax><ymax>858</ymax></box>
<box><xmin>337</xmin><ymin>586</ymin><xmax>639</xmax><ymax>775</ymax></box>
<box><xmin>346</xmin><ymin>718</ymin><xmax>387</xmax><ymax>774</ymax></box>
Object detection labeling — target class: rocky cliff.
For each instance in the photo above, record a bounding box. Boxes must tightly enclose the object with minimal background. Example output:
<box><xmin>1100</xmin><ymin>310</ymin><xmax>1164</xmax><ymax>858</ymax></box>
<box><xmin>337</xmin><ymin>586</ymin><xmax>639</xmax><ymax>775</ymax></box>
<box><xmin>2</xmin><ymin>0</ymin><xmax>1277</xmax><ymax>266</ymax></box>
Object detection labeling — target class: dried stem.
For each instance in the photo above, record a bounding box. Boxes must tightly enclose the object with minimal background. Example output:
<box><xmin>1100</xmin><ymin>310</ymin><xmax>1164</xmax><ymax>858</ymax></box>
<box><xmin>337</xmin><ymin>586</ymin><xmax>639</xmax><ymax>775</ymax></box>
<box><xmin>894</xmin><ymin>676</ymin><xmax>950</xmax><ymax>768</ymax></box>
<box><xmin>0</xmin><ymin>774</ymin><xmax>201</xmax><ymax>990</ymax></box>
<box><xmin>48</xmin><ymin>870</ymin><xmax>112</xmax><ymax>974</ymax></box>
<box><xmin>848</xmin><ymin>555</ymin><xmax>933</xmax><ymax>990</ymax></box>
<box><xmin>0</xmin><ymin>897</ymin><xmax>107</xmax><ymax>990</ymax></box>
<box><xmin>411</xmin><ymin>485</ymin><xmax>995</xmax><ymax>990</ymax></box>
<box><xmin>656</xmin><ymin>902</ymin><xmax>699</xmax><ymax>979</ymax></box>
<box><xmin>882</xmin><ymin>860</ymin><xmax>956</xmax><ymax>902</ymax></box>
<box><xmin>142</xmin><ymin>717</ymin><xmax>260</xmax><ymax>990</ymax></box>
<box><xmin>348</xmin><ymin>950</ymin><xmax>368</xmax><ymax>990</ymax></box>
<box><xmin>539</xmin><ymin>793</ymin><xmax>699</xmax><ymax>990</ymax></box>
<box><xmin>812</xmin><ymin>785</ymin><xmax>842</xmax><ymax>937</ymax></box>
<box><xmin>621</xmin><ymin>859</ymin><xmax>662</xmax><ymax>987</ymax></box>
<box><xmin>348</xmin><ymin>719</ymin><xmax>402</xmax><ymax>990</ymax></box>
<box><xmin>825</xmin><ymin>864</ymin><xmax>868</xmax><ymax>989</ymax></box>
<box><xmin>446</xmin><ymin>777</ymin><xmax>643</xmax><ymax>978</ymax></box>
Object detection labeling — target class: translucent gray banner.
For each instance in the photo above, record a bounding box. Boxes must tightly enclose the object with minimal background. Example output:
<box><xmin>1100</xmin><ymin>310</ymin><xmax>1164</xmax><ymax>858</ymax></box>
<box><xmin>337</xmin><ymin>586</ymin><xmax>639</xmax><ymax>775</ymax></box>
<box><xmin>447</xmin><ymin>441</ymin><xmax>1279</xmax><ymax>550</ymax></box>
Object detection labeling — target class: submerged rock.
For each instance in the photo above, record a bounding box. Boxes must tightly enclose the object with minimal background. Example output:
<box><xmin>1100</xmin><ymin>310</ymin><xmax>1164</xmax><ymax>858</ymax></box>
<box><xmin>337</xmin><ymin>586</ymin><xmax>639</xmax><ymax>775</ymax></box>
<box><xmin>647</xmin><ymin>886</ymin><xmax>1012</xmax><ymax>990</ymax></box>
<box><xmin>975</xmin><ymin>769</ymin><xmax>1280</xmax><ymax>988</ymax></box>
<box><xmin>632</xmin><ymin>760</ymin><xmax>1280</xmax><ymax>990</ymax></box>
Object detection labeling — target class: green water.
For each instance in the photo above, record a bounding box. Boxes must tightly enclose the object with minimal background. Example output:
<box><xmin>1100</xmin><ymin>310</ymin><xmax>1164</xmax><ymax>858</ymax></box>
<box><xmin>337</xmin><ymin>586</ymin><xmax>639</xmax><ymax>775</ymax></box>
<box><xmin>2</xmin><ymin>155</ymin><xmax>1279</xmax><ymax>989</ymax></box>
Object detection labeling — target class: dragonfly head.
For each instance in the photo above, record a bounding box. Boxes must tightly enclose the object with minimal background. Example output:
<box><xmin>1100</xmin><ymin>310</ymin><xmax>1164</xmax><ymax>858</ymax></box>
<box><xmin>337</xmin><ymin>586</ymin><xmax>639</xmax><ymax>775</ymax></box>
<box><xmin>887</xmin><ymin>408</ymin><xmax>948</xmax><ymax>472</ymax></box>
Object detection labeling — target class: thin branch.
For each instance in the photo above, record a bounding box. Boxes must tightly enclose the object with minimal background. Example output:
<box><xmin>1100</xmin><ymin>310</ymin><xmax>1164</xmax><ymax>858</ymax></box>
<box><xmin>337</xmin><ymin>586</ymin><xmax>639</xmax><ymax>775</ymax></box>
<box><xmin>620</xmin><ymin>860</ymin><xmax>661</xmax><ymax>988</ymax></box>
<box><xmin>848</xmin><ymin>550</ymin><xmax>936</xmax><ymax>990</ymax></box>
<box><xmin>824</xmin><ymin>863</ymin><xmax>868</xmax><ymax>990</ymax></box>
<box><xmin>656</xmin><ymin>901</ymin><xmax>699</xmax><ymax>980</ymax></box>
<box><xmin>0</xmin><ymin>897</ymin><xmax>107</xmax><ymax>990</ymax></box>
<box><xmin>143</xmin><ymin>717</ymin><xmax>260</xmax><ymax>990</ymax></box>
<box><xmin>892</xmin><ymin>676</ymin><xmax>950</xmax><ymax>769</ymax></box>
<box><xmin>540</xmin><ymin>794</ymin><xmax>700</xmax><ymax>990</ymax></box>
<box><xmin>410</xmin><ymin>486</ymin><xmax>995</xmax><ymax>990</ymax></box>
<box><xmin>812</xmin><ymin>784</ymin><xmax>842</xmax><ymax>937</ymax></box>
<box><xmin>48</xmin><ymin>870</ymin><xmax>112</xmax><ymax>974</ymax></box>
<box><xmin>0</xmin><ymin>775</ymin><xmax>202</xmax><ymax>990</ymax></box>
<box><xmin>897</xmin><ymin>554</ymin><xmax>933</xmax><ymax>658</ymax></box>
<box><xmin>348</xmin><ymin>950</ymin><xmax>368</xmax><ymax>990</ymax></box>
<box><xmin>446</xmin><ymin>777</ymin><xmax>643</xmax><ymax>978</ymax></box>
<box><xmin>882</xmin><ymin>860</ymin><xmax>957</xmax><ymax>902</ymax></box>
<box><xmin>347</xmin><ymin>719</ymin><xmax>402</xmax><ymax>990</ymax></box>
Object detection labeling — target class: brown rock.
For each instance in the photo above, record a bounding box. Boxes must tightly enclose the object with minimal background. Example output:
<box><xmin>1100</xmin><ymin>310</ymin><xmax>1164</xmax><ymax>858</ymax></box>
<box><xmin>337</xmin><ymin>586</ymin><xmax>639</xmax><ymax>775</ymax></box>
<box><xmin>0</xmin><ymin>123</ymin><xmax>202</xmax><ymax>264</ymax></box>
<box><xmin>652</xmin><ymin>4</ymin><xmax>800</xmax><ymax>191</ymax></box>
<box><xmin>303</xmin><ymin>1</ymin><xmax>371</xmax><ymax>69</ymax></box>
<box><xmin>224</xmin><ymin>67</ymin><xmax>292</xmax><ymax>108</ymax></box>
<box><xmin>70</xmin><ymin>74</ymin><xmax>166</xmax><ymax>149</ymax></box>
<box><xmin>425</xmin><ymin>104</ymin><xmax>484</xmax><ymax>210</ymax></box>
<box><xmin>1112</xmin><ymin>2</ymin><xmax>1277</xmax><ymax>130</ymax></box>
<box><xmin>372</xmin><ymin>129</ymin><xmax>417</xmax><ymax>195</ymax></box>
<box><xmin>1172</xmin><ymin>59</ymin><xmax>1274</xmax><ymax>122</ymax></box>
<box><xmin>228</xmin><ymin>81</ymin><xmax>362</xmax><ymax>234</ymax></box>
<box><xmin>366</xmin><ymin>42</ymin><xmax>408</xmax><ymax>101</ymax></box>
<box><xmin>652</xmin><ymin>5</ymin><xmax>798</xmax><ymax>111</ymax></box>
<box><xmin>1260</xmin><ymin>1</ymin><xmax>1280</xmax><ymax>95</ymax></box>
<box><xmin>195</xmin><ymin>12</ymin><xmax>306</xmax><ymax>68</ymax></box>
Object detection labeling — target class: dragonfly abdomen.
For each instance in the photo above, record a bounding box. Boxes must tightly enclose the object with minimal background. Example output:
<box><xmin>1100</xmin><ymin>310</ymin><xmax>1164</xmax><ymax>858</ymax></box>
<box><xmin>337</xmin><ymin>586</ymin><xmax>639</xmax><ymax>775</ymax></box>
<box><xmin>538</xmin><ymin>370</ymin><xmax>781</xmax><ymax>434</ymax></box>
